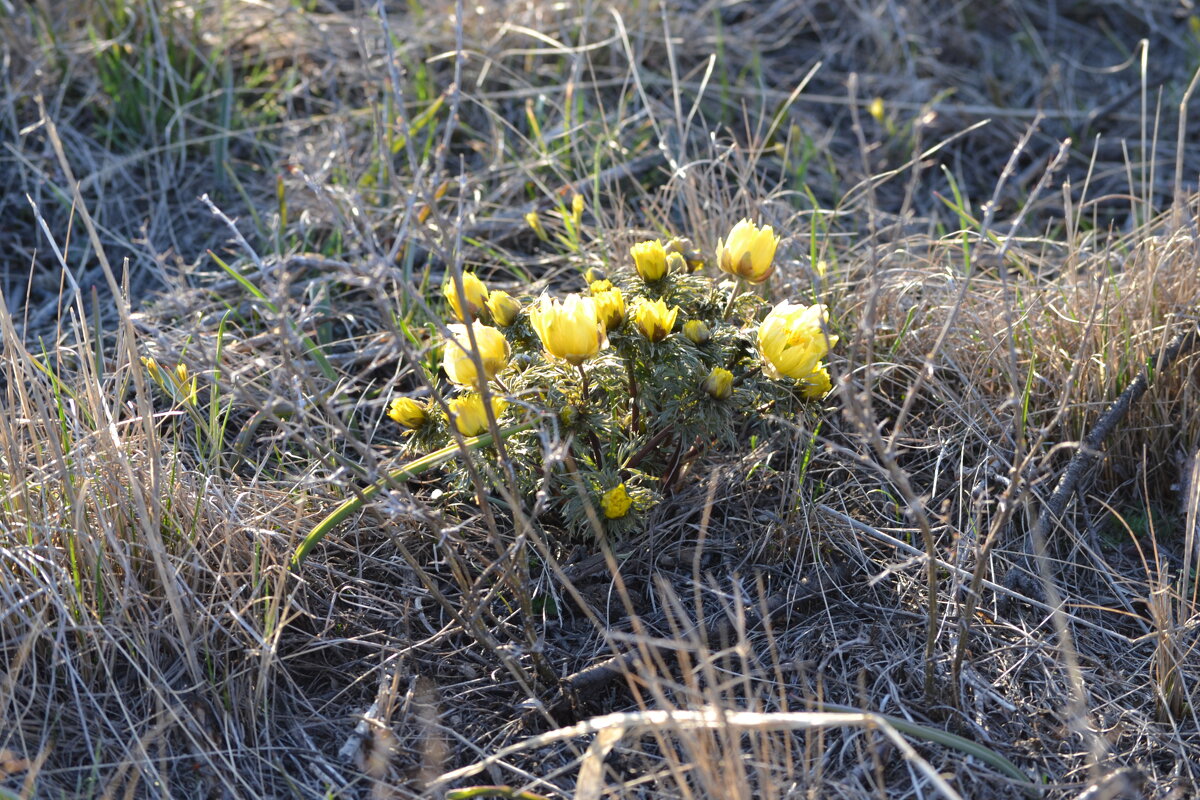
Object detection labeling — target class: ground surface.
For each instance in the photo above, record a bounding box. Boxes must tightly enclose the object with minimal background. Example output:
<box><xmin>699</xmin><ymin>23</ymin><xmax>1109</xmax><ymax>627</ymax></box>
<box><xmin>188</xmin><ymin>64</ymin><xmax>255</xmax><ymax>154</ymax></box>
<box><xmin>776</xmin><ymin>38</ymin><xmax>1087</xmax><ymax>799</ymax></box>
<box><xmin>3</xmin><ymin>1</ymin><xmax>1200</xmax><ymax>798</ymax></box>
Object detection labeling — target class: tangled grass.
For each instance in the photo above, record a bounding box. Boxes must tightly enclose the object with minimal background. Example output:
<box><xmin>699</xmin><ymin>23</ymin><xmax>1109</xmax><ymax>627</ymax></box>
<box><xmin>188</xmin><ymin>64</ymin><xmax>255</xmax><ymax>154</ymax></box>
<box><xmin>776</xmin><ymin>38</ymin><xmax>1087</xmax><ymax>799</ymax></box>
<box><xmin>2</xmin><ymin>1</ymin><xmax>1200</xmax><ymax>798</ymax></box>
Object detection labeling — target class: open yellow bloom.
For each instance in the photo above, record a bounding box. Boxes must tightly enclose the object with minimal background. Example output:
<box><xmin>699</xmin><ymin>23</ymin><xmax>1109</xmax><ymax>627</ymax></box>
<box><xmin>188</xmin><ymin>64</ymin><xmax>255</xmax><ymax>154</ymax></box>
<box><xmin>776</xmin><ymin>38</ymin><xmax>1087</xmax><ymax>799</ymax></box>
<box><xmin>443</xmin><ymin>272</ymin><xmax>489</xmax><ymax>322</ymax></box>
<box><xmin>717</xmin><ymin>219</ymin><xmax>780</xmax><ymax>284</ymax></box>
<box><xmin>591</xmin><ymin>287</ymin><xmax>626</xmax><ymax>331</ymax></box>
<box><xmin>485</xmin><ymin>290</ymin><xmax>521</xmax><ymax>327</ymax></box>
<box><xmin>798</xmin><ymin>363</ymin><xmax>832</xmax><ymax>400</ymax></box>
<box><xmin>702</xmin><ymin>367</ymin><xmax>733</xmax><ymax>400</ymax></box>
<box><xmin>630</xmin><ymin>239</ymin><xmax>668</xmax><ymax>282</ymax></box>
<box><xmin>387</xmin><ymin>397</ymin><xmax>428</xmax><ymax>429</ymax></box>
<box><xmin>757</xmin><ymin>302</ymin><xmax>838</xmax><ymax>381</ymax></box>
<box><xmin>529</xmin><ymin>294</ymin><xmax>608</xmax><ymax>365</ymax></box>
<box><xmin>448</xmin><ymin>394</ymin><xmax>507</xmax><ymax>437</ymax></box>
<box><xmin>442</xmin><ymin>322</ymin><xmax>511</xmax><ymax>387</ymax></box>
<box><xmin>632</xmin><ymin>298</ymin><xmax>679</xmax><ymax>343</ymax></box>
<box><xmin>600</xmin><ymin>483</ymin><xmax>633</xmax><ymax>519</ymax></box>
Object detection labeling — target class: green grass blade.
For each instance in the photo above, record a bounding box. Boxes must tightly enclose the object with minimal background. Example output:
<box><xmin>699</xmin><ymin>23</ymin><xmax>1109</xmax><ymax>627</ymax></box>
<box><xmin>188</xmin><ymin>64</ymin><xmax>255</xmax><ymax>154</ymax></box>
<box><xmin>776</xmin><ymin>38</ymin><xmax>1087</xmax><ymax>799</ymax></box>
<box><xmin>292</xmin><ymin>422</ymin><xmax>534</xmax><ymax>567</ymax></box>
<box><xmin>821</xmin><ymin>702</ymin><xmax>1032</xmax><ymax>786</ymax></box>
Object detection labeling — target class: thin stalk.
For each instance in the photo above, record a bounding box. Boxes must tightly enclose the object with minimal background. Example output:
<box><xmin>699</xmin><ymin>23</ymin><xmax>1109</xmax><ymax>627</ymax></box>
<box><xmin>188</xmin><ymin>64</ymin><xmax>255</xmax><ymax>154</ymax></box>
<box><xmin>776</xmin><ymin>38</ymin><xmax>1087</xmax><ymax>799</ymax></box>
<box><xmin>578</xmin><ymin>363</ymin><xmax>591</xmax><ymax>403</ymax></box>
<box><xmin>291</xmin><ymin>422</ymin><xmax>533</xmax><ymax>567</ymax></box>
<box><xmin>721</xmin><ymin>276</ymin><xmax>747</xmax><ymax>320</ymax></box>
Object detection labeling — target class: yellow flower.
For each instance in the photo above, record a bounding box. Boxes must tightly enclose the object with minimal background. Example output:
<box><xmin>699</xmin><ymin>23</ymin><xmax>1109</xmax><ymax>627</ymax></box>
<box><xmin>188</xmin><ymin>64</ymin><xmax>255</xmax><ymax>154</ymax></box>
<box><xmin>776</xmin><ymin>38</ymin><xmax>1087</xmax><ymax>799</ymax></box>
<box><xmin>442</xmin><ymin>322</ymin><xmax>511</xmax><ymax>387</ymax></box>
<box><xmin>591</xmin><ymin>287</ymin><xmax>626</xmax><ymax>332</ymax></box>
<box><xmin>717</xmin><ymin>219</ymin><xmax>780</xmax><ymax>284</ymax></box>
<box><xmin>142</xmin><ymin>356</ymin><xmax>163</xmax><ymax>385</ymax></box>
<box><xmin>571</xmin><ymin>193</ymin><xmax>585</xmax><ymax>228</ymax></box>
<box><xmin>600</xmin><ymin>483</ymin><xmax>632</xmax><ymax>519</ymax></box>
<box><xmin>798</xmin><ymin>363</ymin><xmax>833</xmax><ymax>400</ymax></box>
<box><xmin>387</xmin><ymin>397</ymin><xmax>427</xmax><ymax>429</ymax></box>
<box><xmin>485</xmin><ymin>290</ymin><xmax>522</xmax><ymax>327</ymax></box>
<box><xmin>529</xmin><ymin>294</ymin><xmax>608</xmax><ymax>365</ymax></box>
<box><xmin>682</xmin><ymin>320</ymin><xmax>710</xmax><ymax>345</ymax></box>
<box><xmin>583</xmin><ymin>267</ymin><xmax>607</xmax><ymax>285</ymax></box>
<box><xmin>757</xmin><ymin>302</ymin><xmax>838</xmax><ymax>381</ymax></box>
<box><xmin>665</xmin><ymin>236</ymin><xmax>692</xmax><ymax>255</ymax></box>
<box><xmin>630</xmin><ymin>239</ymin><xmax>668</xmax><ymax>282</ymax></box>
<box><xmin>525</xmin><ymin>210</ymin><xmax>548</xmax><ymax>241</ymax></box>
<box><xmin>868</xmin><ymin>96</ymin><xmax>885</xmax><ymax>123</ymax></box>
<box><xmin>588</xmin><ymin>278</ymin><xmax>613</xmax><ymax>293</ymax></box>
<box><xmin>632</xmin><ymin>298</ymin><xmax>679</xmax><ymax>343</ymax></box>
<box><xmin>666</xmin><ymin>252</ymin><xmax>686</xmax><ymax>275</ymax></box>
<box><xmin>443</xmin><ymin>272</ymin><xmax>489</xmax><ymax>322</ymax></box>
<box><xmin>701</xmin><ymin>367</ymin><xmax>733</xmax><ymax>400</ymax></box>
<box><xmin>173</xmin><ymin>363</ymin><xmax>198</xmax><ymax>405</ymax></box>
<box><xmin>448</xmin><ymin>394</ymin><xmax>507</xmax><ymax>437</ymax></box>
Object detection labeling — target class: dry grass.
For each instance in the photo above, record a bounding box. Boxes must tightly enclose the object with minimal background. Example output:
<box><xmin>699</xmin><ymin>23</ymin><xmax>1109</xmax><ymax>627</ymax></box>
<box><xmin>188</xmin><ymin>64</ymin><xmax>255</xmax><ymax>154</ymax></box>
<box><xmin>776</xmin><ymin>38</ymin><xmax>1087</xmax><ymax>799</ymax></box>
<box><xmin>3</xmin><ymin>1</ymin><xmax>1200</xmax><ymax>798</ymax></box>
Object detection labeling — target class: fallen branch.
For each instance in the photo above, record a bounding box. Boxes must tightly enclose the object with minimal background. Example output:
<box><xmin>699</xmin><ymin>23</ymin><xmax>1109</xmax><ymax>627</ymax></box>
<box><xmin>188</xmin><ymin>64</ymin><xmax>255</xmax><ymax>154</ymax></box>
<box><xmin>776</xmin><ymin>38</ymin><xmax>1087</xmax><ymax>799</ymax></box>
<box><xmin>1009</xmin><ymin>321</ymin><xmax>1200</xmax><ymax>579</ymax></box>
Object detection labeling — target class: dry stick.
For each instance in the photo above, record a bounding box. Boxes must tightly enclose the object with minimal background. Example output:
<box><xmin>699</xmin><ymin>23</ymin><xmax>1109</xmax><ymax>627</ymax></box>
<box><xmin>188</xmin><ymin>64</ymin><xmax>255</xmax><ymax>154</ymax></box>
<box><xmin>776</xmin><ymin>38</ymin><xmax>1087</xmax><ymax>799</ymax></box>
<box><xmin>1007</xmin><ymin>321</ymin><xmax>1200</xmax><ymax>579</ymax></box>
<box><xmin>1005</xmin><ymin>324</ymin><xmax>1199</xmax><ymax>788</ymax></box>
<box><xmin>526</xmin><ymin>564</ymin><xmax>848</xmax><ymax>722</ymax></box>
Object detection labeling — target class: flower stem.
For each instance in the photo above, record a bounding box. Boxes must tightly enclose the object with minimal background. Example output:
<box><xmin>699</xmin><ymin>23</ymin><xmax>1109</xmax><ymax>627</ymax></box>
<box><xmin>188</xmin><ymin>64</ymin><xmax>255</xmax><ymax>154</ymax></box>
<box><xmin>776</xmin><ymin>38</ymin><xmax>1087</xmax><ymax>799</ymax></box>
<box><xmin>627</xmin><ymin>362</ymin><xmax>640</xmax><ymax>434</ymax></box>
<box><xmin>291</xmin><ymin>422</ymin><xmax>534</xmax><ymax>567</ymax></box>
<box><xmin>578</xmin><ymin>363</ymin><xmax>591</xmax><ymax>404</ymax></box>
<box><xmin>721</xmin><ymin>277</ymin><xmax>747</xmax><ymax>320</ymax></box>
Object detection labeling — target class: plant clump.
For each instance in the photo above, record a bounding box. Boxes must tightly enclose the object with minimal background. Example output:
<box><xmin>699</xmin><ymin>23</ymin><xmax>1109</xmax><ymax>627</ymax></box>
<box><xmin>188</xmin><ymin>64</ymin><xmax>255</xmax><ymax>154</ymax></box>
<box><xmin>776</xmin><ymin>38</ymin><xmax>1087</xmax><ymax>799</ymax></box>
<box><xmin>389</xmin><ymin>218</ymin><xmax>839</xmax><ymax>537</ymax></box>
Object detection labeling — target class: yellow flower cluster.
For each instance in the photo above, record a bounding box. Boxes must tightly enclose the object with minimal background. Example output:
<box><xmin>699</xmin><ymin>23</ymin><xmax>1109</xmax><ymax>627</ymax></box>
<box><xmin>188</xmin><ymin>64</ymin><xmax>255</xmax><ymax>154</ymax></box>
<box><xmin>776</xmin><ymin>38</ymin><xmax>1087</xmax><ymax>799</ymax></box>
<box><xmin>379</xmin><ymin>217</ymin><xmax>837</xmax><ymax>533</ymax></box>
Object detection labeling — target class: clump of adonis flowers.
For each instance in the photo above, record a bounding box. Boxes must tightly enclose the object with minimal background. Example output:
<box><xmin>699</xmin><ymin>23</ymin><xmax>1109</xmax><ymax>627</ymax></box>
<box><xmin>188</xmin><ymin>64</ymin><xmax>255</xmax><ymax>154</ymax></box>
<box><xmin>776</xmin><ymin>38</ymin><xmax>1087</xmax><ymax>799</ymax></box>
<box><xmin>386</xmin><ymin>212</ymin><xmax>837</xmax><ymax>538</ymax></box>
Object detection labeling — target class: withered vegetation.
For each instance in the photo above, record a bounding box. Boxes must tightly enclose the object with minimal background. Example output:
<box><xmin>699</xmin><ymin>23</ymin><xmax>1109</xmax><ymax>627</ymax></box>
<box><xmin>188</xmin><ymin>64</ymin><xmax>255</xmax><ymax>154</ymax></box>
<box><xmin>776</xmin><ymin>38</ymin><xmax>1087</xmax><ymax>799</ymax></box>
<box><xmin>2</xmin><ymin>1</ymin><xmax>1200</xmax><ymax>798</ymax></box>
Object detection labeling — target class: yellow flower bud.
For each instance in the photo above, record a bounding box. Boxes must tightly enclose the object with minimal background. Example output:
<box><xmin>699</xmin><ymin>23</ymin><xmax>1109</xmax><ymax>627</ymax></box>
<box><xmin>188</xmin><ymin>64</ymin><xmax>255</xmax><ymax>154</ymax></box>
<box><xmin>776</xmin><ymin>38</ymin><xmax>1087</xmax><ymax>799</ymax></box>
<box><xmin>485</xmin><ymin>290</ymin><xmax>522</xmax><ymax>327</ymax></box>
<box><xmin>583</xmin><ymin>266</ymin><xmax>607</xmax><ymax>285</ymax></box>
<box><xmin>448</xmin><ymin>394</ymin><xmax>507</xmax><ymax>437</ymax></box>
<box><xmin>525</xmin><ymin>210</ymin><xmax>548</xmax><ymax>241</ymax></box>
<box><xmin>600</xmin><ymin>483</ymin><xmax>633</xmax><ymax>519</ymax></box>
<box><xmin>442</xmin><ymin>322</ymin><xmax>511</xmax><ymax>387</ymax></box>
<box><xmin>443</xmin><ymin>272</ymin><xmax>489</xmax><ymax>322</ymax></box>
<box><xmin>665</xmin><ymin>236</ymin><xmax>693</xmax><ymax>254</ymax></box>
<box><xmin>559</xmin><ymin>404</ymin><xmax>577</xmax><ymax>427</ymax></box>
<box><xmin>868</xmin><ymin>96</ymin><xmax>885</xmax><ymax>123</ymax></box>
<box><xmin>528</xmin><ymin>294</ymin><xmax>608</xmax><ymax>365</ymax></box>
<box><xmin>591</xmin><ymin>287</ymin><xmax>626</xmax><ymax>332</ymax></box>
<box><xmin>798</xmin><ymin>363</ymin><xmax>833</xmax><ymax>400</ymax></box>
<box><xmin>387</xmin><ymin>397</ymin><xmax>428</xmax><ymax>429</ymax></box>
<box><xmin>702</xmin><ymin>367</ymin><xmax>733</xmax><ymax>400</ymax></box>
<box><xmin>588</xmin><ymin>279</ymin><xmax>613</xmax><ymax>293</ymax></box>
<box><xmin>142</xmin><ymin>356</ymin><xmax>162</xmax><ymax>384</ymax></box>
<box><xmin>666</xmin><ymin>252</ymin><xmax>687</xmax><ymax>275</ymax></box>
<box><xmin>632</xmin><ymin>298</ymin><xmax>679</xmax><ymax>343</ymax></box>
<box><xmin>682</xmin><ymin>320</ymin><xmax>711</xmax><ymax>345</ymax></box>
<box><xmin>757</xmin><ymin>302</ymin><xmax>838</xmax><ymax>381</ymax></box>
<box><xmin>173</xmin><ymin>363</ymin><xmax>198</xmax><ymax>405</ymax></box>
<box><xmin>717</xmin><ymin>219</ymin><xmax>780</xmax><ymax>284</ymax></box>
<box><xmin>630</xmin><ymin>239</ymin><xmax>668</xmax><ymax>282</ymax></box>
<box><xmin>571</xmin><ymin>193</ymin><xmax>585</xmax><ymax>227</ymax></box>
